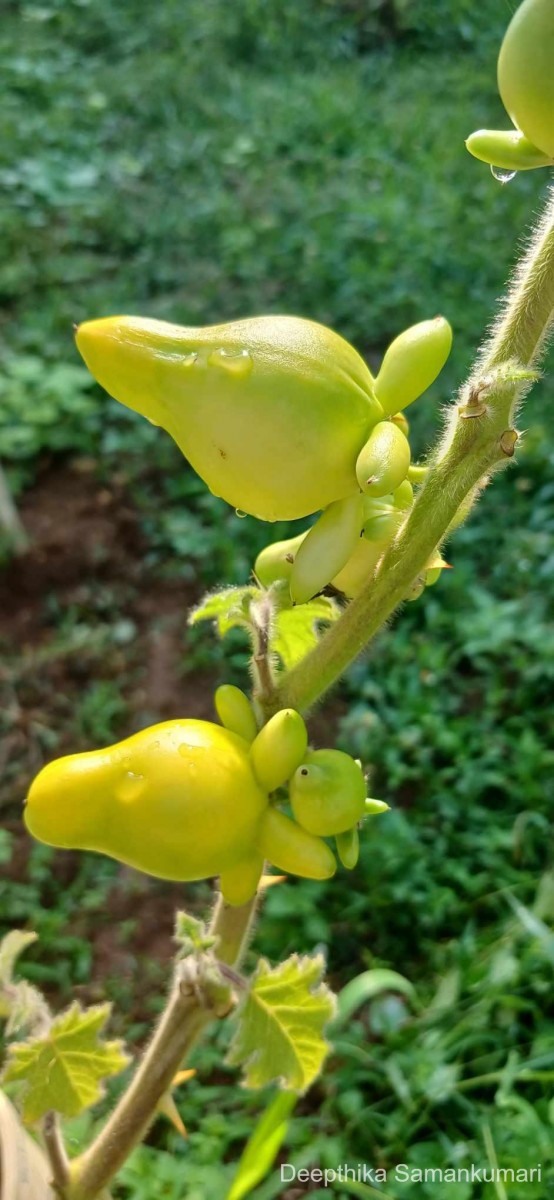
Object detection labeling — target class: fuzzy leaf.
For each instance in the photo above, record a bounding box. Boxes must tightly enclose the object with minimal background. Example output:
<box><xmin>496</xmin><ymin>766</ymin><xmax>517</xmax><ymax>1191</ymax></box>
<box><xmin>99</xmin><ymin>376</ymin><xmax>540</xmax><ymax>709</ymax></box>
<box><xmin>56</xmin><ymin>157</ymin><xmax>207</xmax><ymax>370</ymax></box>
<box><xmin>0</xmin><ymin>931</ymin><xmax>37</xmax><ymax>988</ymax></box>
<box><xmin>3</xmin><ymin>1002</ymin><xmax>130</xmax><ymax>1122</ymax></box>
<box><xmin>227</xmin><ymin>953</ymin><xmax>336</xmax><ymax>1093</ymax></box>
<box><xmin>189</xmin><ymin>586</ymin><xmax>260</xmax><ymax>637</ymax></box>
<box><xmin>273</xmin><ymin>597</ymin><xmax>340</xmax><ymax>670</ymax></box>
<box><xmin>2</xmin><ymin>981</ymin><xmax>50</xmax><ymax>1038</ymax></box>
<box><xmin>174</xmin><ymin>912</ymin><xmax>217</xmax><ymax>957</ymax></box>
<box><xmin>0</xmin><ymin>930</ymin><xmax>49</xmax><ymax>1036</ymax></box>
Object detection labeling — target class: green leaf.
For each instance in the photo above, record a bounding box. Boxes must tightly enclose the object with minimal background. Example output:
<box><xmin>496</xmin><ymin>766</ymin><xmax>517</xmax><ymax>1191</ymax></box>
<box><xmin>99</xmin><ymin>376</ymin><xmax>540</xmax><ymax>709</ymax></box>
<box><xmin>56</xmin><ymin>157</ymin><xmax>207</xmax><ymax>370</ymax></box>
<box><xmin>227</xmin><ymin>1090</ymin><xmax>297</xmax><ymax>1200</ymax></box>
<box><xmin>333</xmin><ymin>968</ymin><xmax>416</xmax><ymax>1030</ymax></box>
<box><xmin>227</xmin><ymin>953</ymin><xmax>336</xmax><ymax>1093</ymax></box>
<box><xmin>174</xmin><ymin>912</ymin><xmax>217</xmax><ymax>957</ymax></box>
<box><xmin>506</xmin><ymin>893</ymin><xmax>554</xmax><ymax>964</ymax></box>
<box><xmin>0</xmin><ymin>930</ymin><xmax>50</xmax><ymax>1036</ymax></box>
<box><xmin>3</xmin><ymin>1002</ymin><xmax>130</xmax><ymax>1122</ymax></box>
<box><xmin>272</xmin><ymin>596</ymin><xmax>340</xmax><ymax>670</ymax></box>
<box><xmin>189</xmin><ymin>586</ymin><xmax>261</xmax><ymax>637</ymax></box>
<box><xmin>0</xmin><ymin>931</ymin><xmax>37</xmax><ymax>988</ymax></box>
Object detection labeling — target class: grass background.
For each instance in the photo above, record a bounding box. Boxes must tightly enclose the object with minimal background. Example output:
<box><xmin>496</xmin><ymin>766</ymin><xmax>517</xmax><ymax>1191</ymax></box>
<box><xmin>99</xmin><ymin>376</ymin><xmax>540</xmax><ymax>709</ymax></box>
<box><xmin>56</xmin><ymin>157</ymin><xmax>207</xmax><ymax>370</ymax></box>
<box><xmin>1</xmin><ymin>1</ymin><xmax>554</xmax><ymax>1197</ymax></box>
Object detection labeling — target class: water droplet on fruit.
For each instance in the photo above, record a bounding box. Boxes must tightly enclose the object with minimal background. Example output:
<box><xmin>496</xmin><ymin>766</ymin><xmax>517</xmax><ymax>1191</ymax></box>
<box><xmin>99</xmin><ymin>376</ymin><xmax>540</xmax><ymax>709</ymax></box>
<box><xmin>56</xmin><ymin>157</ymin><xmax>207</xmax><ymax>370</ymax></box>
<box><xmin>490</xmin><ymin>165</ymin><xmax>516</xmax><ymax>184</ymax></box>
<box><xmin>118</xmin><ymin>770</ymin><xmax>145</xmax><ymax>802</ymax></box>
<box><xmin>235</xmin><ymin>509</ymin><xmax>247</xmax><ymax>519</ymax></box>
<box><xmin>209</xmin><ymin>348</ymin><xmax>253</xmax><ymax>377</ymax></box>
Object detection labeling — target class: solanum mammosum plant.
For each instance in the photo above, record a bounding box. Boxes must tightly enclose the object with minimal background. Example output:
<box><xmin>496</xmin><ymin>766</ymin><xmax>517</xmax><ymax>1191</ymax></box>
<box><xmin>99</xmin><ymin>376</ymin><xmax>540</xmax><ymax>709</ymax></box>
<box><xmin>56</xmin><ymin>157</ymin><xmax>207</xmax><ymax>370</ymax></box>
<box><xmin>1</xmin><ymin>0</ymin><xmax>554</xmax><ymax>1195</ymax></box>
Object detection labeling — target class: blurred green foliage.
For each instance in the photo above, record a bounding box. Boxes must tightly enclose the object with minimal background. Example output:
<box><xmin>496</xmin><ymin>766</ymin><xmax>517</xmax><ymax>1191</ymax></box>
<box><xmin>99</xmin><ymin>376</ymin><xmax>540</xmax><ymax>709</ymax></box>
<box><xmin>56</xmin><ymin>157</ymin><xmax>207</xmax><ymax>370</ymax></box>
<box><xmin>1</xmin><ymin>0</ymin><xmax>554</xmax><ymax>1196</ymax></box>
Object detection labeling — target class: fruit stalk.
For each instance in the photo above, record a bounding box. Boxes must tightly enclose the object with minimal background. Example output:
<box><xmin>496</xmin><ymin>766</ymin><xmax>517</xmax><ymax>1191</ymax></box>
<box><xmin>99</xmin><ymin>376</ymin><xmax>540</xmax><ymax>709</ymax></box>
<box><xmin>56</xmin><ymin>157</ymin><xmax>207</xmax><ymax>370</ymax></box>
<box><xmin>265</xmin><ymin>184</ymin><xmax>554</xmax><ymax>715</ymax></box>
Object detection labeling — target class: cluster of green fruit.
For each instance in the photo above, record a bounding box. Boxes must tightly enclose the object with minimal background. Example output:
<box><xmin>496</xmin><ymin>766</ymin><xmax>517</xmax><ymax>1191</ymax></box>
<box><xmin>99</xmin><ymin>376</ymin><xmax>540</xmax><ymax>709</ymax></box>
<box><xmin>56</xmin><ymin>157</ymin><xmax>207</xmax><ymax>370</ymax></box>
<box><xmin>24</xmin><ymin>0</ymin><xmax>549</xmax><ymax>899</ymax></box>
<box><xmin>24</xmin><ymin>686</ymin><xmax>388</xmax><ymax>904</ymax></box>
<box><xmin>75</xmin><ymin>311</ymin><xmax>452</xmax><ymax>604</ymax></box>
<box><xmin>467</xmin><ymin>0</ymin><xmax>554</xmax><ymax>174</ymax></box>
<box><xmin>254</xmin><ymin>478</ymin><xmax>448</xmax><ymax>605</ymax></box>
<box><xmin>24</xmin><ymin>312</ymin><xmax>455</xmax><ymax>899</ymax></box>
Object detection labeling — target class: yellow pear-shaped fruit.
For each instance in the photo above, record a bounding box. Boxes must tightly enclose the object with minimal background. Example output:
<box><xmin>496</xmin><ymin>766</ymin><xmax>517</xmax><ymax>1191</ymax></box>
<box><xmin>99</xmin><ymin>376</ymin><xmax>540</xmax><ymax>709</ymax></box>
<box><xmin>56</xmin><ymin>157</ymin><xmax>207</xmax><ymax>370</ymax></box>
<box><xmin>76</xmin><ymin>314</ymin><xmax>382</xmax><ymax>521</ymax></box>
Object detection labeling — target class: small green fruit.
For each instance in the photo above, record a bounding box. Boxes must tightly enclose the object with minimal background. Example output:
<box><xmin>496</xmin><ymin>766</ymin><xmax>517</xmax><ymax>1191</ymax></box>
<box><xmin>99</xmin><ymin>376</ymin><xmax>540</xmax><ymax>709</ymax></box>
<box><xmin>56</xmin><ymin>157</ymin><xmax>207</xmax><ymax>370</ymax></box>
<box><xmin>254</xmin><ymin>532</ymin><xmax>307</xmax><ymax>587</ymax></box>
<box><xmin>498</xmin><ymin>0</ymin><xmax>554</xmax><ymax>158</ymax></box>
<box><xmin>374</xmin><ymin>318</ymin><xmax>452</xmax><ymax>415</ymax></box>
<box><xmin>250</xmin><ymin>709</ymin><xmax>308</xmax><ymax>792</ymax></box>
<box><xmin>466</xmin><ymin>127</ymin><xmax>552</xmax><ymax>171</ymax></box>
<box><xmin>290</xmin><ymin>494</ymin><xmax>364</xmax><ymax>604</ymax></box>
<box><xmin>355</xmin><ymin>420</ymin><xmax>411</xmax><ymax>497</ymax></box>
<box><xmin>215</xmin><ymin>685</ymin><xmax>258</xmax><ymax>744</ymax></box>
<box><xmin>290</xmin><ymin>750</ymin><xmax>366</xmax><ymax>836</ymax></box>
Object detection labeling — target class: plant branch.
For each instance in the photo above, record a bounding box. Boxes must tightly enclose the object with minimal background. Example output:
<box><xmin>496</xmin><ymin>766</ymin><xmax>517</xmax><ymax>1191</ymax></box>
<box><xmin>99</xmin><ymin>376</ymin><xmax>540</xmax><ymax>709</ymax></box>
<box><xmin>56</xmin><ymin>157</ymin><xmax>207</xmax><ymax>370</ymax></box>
<box><xmin>68</xmin><ymin>889</ymin><xmax>261</xmax><ymax>1200</ymax></box>
<box><xmin>210</xmin><ymin>891</ymin><xmax>259</xmax><ymax>967</ymax></box>
<box><xmin>69</xmin><ymin>955</ymin><xmax>234</xmax><ymax>1200</ymax></box>
<box><xmin>43</xmin><ymin>1111</ymin><xmax>71</xmax><ymax>1196</ymax></box>
<box><xmin>267</xmin><ymin>183</ymin><xmax>554</xmax><ymax>715</ymax></box>
<box><xmin>250</xmin><ymin>593</ymin><xmax>275</xmax><ymax>712</ymax></box>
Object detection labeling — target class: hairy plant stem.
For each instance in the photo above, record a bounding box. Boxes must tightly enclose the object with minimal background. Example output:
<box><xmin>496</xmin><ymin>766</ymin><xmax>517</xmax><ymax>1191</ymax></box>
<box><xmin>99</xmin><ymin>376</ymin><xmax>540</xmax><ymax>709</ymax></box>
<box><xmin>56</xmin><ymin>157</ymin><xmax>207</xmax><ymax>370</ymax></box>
<box><xmin>250</xmin><ymin>592</ymin><xmax>275</xmax><ymax>716</ymax></box>
<box><xmin>69</xmin><ymin>891</ymin><xmax>259</xmax><ymax>1200</ymax></box>
<box><xmin>65</xmin><ymin>184</ymin><xmax>554</xmax><ymax>1200</ymax></box>
<box><xmin>265</xmin><ymin>183</ymin><xmax>554</xmax><ymax>716</ymax></box>
<box><xmin>211</xmin><ymin>891</ymin><xmax>259</xmax><ymax>967</ymax></box>
<box><xmin>43</xmin><ymin>1111</ymin><xmax>71</xmax><ymax>1196</ymax></box>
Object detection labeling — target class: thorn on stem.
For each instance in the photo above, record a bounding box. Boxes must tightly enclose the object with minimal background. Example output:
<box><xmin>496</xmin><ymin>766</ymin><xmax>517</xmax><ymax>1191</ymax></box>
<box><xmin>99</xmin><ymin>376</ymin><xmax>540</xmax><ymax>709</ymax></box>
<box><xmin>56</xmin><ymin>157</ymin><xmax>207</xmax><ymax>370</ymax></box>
<box><xmin>500</xmin><ymin>429</ymin><xmax>518</xmax><ymax>457</ymax></box>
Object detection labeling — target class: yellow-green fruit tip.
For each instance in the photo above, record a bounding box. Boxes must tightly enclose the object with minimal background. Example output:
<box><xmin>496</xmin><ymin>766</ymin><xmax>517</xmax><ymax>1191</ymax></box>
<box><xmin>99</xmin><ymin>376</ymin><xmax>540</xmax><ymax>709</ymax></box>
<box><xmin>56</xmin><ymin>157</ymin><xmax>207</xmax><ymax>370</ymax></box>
<box><xmin>365</xmin><ymin>798</ymin><xmax>390</xmax><ymax>814</ymax></box>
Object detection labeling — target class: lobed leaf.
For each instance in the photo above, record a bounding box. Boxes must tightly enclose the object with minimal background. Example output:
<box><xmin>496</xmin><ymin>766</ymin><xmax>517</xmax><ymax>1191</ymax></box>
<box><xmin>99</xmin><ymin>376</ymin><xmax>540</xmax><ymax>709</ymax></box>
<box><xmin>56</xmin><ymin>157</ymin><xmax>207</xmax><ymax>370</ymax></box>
<box><xmin>227</xmin><ymin>953</ymin><xmax>336</xmax><ymax>1093</ymax></box>
<box><xmin>3</xmin><ymin>1002</ymin><xmax>130</xmax><ymax>1122</ymax></box>
<box><xmin>272</xmin><ymin>596</ymin><xmax>340</xmax><ymax>670</ymax></box>
<box><xmin>189</xmin><ymin>586</ymin><xmax>261</xmax><ymax>637</ymax></box>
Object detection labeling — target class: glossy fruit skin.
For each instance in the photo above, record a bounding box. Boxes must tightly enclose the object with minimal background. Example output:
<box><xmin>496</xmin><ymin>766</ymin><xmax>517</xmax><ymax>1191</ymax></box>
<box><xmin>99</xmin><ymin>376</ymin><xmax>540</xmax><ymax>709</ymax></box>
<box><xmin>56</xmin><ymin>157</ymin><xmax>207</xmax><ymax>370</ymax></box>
<box><xmin>498</xmin><ymin>0</ymin><xmax>554</xmax><ymax>158</ymax></box>
<box><xmin>254</xmin><ymin>485</ymin><xmax>414</xmax><ymax>602</ymax></box>
<box><xmin>362</xmin><ymin>510</ymin><xmax>402</xmax><ymax>543</ymax></box>
<box><xmin>290</xmin><ymin>494</ymin><xmax>364</xmax><ymax>604</ymax></box>
<box><xmin>75</xmin><ymin>314</ymin><xmax>382</xmax><ymax>522</ymax></box>
<box><xmin>355</xmin><ymin>421</ymin><xmax>411</xmax><ymax>497</ymax></box>
<box><xmin>24</xmin><ymin>721</ymin><xmax>266</xmax><ymax>884</ymax></box>
<box><xmin>374</xmin><ymin>318</ymin><xmax>452</xmax><ymax>415</ymax></box>
<box><xmin>393</xmin><ymin>479</ymin><xmax>414</xmax><ymax>510</ymax></box>
<box><xmin>215</xmin><ymin>684</ymin><xmax>258</xmax><ymax>744</ymax></box>
<box><xmin>289</xmin><ymin>750</ymin><xmax>366</xmax><ymax>836</ymax></box>
<box><xmin>25</xmin><ymin>714</ymin><xmax>386</xmax><ymax>904</ymax></box>
<box><xmin>254</xmin><ymin>514</ymin><xmax>390</xmax><ymax>601</ymax></box>
<box><xmin>466</xmin><ymin>128</ymin><xmax>552</xmax><ymax>171</ymax></box>
<box><xmin>250</xmin><ymin>709</ymin><xmax>308</xmax><ymax>792</ymax></box>
<box><xmin>254</xmin><ymin>531</ymin><xmax>307</xmax><ymax>587</ymax></box>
